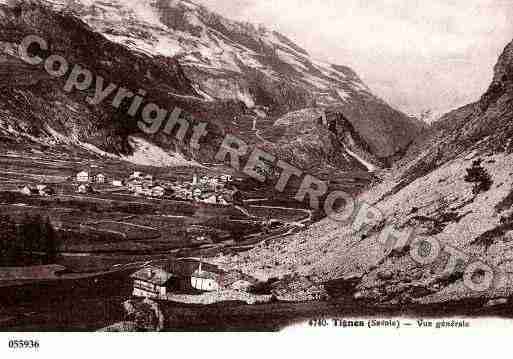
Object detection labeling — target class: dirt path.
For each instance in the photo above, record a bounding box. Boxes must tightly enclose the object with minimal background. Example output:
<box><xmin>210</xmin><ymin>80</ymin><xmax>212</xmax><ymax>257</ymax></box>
<box><xmin>248</xmin><ymin>204</ymin><xmax>312</xmax><ymax>224</ymax></box>
<box><xmin>253</xmin><ymin>118</ymin><xmax>267</xmax><ymax>142</ymax></box>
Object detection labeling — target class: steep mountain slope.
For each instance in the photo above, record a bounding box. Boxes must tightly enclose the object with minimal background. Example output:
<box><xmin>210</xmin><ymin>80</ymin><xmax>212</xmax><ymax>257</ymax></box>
<box><xmin>46</xmin><ymin>0</ymin><xmax>424</xmax><ymax>160</ymax></box>
<box><xmin>54</xmin><ymin>0</ymin><xmax>372</xmax><ymax>109</ymax></box>
<box><xmin>215</xmin><ymin>39</ymin><xmax>513</xmax><ymax>305</ymax></box>
<box><xmin>258</xmin><ymin>108</ymin><xmax>380</xmax><ymax>174</ymax></box>
<box><xmin>0</xmin><ymin>1</ymin><xmax>242</xmax><ymax>165</ymax></box>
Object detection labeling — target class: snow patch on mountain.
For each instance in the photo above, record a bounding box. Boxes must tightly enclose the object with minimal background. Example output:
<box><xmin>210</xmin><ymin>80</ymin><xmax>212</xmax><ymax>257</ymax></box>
<box><xmin>79</xmin><ymin>142</ymin><xmax>120</xmax><ymax>159</ymax></box>
<box><xmin>344</xmin><ymin>146</ymin><xmax>376</xmax><ymax>172</ymax></box>
<box><xmin>50</xmin><ymin>0</ymin><xmax>374</xmax><ymax>107</ymax></box>
<box><xmin>122</xmin><ymin>136</ymin><xmax>197</xmax><ymax>167</ymax></box>
<box><xmin>336</xmin><ymin>89</ymin><xmax>351</xmax><ymax>102</ymax></box>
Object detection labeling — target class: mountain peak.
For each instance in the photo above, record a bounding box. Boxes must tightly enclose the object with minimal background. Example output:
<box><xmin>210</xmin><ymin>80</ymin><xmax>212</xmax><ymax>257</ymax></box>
<box><xmin>42</xmin><ymin>0</ymin><xmax>376</xmax><ymax>108</ymax></box>
<box><xmin>480</xmin><ymin>39</ymin><xmax>513</xmax><ymax>112</ymax></box>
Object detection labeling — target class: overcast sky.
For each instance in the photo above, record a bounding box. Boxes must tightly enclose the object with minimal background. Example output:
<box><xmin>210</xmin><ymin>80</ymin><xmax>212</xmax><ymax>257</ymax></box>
<box><xmin>196</xmin><ymin>0</ymin><xmax>513</xmax><ymax>116</ymax></box>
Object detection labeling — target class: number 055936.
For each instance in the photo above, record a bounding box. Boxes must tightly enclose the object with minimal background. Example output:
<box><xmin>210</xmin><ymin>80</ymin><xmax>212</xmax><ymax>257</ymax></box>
<box><xmin>8</xmin><ymin>339</ymin><xmax>40</xmax><ymax>349</ymax></box>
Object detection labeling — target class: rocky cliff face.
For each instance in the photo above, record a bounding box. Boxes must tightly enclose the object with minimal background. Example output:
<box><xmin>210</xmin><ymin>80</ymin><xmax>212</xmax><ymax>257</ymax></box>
<box><xmin>259</xmin><ymin>109</ymin><xmax>380</xmax><ymax>175</ymax></box>
<box><xmin>482</xmin><ymin>40</ymin><xmax>513</xmax><ymax>113</ymax></box>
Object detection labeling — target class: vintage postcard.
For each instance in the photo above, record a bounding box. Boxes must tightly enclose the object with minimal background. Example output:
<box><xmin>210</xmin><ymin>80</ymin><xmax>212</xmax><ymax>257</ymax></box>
<box><xmin>0</xmin><ymin>0</ymin><xmax>512</xmax><ymax>355</ymax></box>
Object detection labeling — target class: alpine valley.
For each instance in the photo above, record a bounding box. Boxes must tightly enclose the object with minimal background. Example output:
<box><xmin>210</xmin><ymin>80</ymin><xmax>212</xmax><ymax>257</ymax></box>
<box><xmin>1</xmin><ymin>0</ymin><xmax>512</xmax><ymax>331</ymax></box>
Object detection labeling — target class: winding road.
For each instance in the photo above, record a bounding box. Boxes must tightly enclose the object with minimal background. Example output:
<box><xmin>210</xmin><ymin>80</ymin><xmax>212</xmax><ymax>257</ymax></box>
<box><xmin>253</xmin><ymin>117</ymin><xmax>267</xmax><ymax>142</ymax></box>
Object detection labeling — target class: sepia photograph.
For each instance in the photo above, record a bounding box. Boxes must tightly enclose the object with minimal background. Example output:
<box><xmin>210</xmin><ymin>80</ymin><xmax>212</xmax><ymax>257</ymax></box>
<box><xmin>0</xmin><ymin>0</ymin><xmax>512</xmax><ymax>354</ymax></box>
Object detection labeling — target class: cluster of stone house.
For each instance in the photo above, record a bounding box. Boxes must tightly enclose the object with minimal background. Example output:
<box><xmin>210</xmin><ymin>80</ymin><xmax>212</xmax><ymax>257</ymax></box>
<box><xmin>74</xmin><ymin>171</ymin><xmax>109</xmax><ymax>194</ymax></box>
<box><xmin>72</xmin><ymin>169</ymin><xmax>237</xmax><ymax>204</ymax></box>
<box><xmin>75</xmin><ymin>170</ymin><xmax>153</xmax><ymax>195</ymax></box>
<box><xmin>125</xmin><ymin>171</ymin><xmax>170</xmax><ymax>198</ymax></box>
<box><xmin>169</xmin><ymin>172</ymin><xmax>235</xmax><ymax>205</ymax></box>
<box><xmin>19</xmin><ymin>184</ymin><xmax>56</xmax><ymax>196</ymax></box>
<box><xmin>77</xmin><ymin>183</ymin><xmax>95</xmax><ymax>194</ymax></box>
<box><xmin>131</xmin><ymin>262</ymin><xmax>222</xmax><ymax>299</ymax></box>
<box><xmin>76</xmin><ymin>171</ymin><xmax>106</xmax><ymax>184</ymax></box>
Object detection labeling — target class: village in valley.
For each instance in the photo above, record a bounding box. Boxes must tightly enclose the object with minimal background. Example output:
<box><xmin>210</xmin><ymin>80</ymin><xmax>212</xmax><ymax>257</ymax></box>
<box><xmin>18</xmin><ymin>167</ymin><xmax>241</xmax><ymax>206</ymax></box>
<box><xmin>0</xmin><ymin>150</ymin><xmax>309</xmax><ymax>317</ymax></box>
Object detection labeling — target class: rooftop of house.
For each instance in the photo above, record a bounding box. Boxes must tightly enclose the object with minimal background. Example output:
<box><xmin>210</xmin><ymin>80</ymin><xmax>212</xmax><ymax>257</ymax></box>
<box><xmin>192</xmin><ymin>269</ymin><xmax>220</xmax><ymax>280</ymax></box>
<box><xmin>20</xmin><ymin>185</ymin><xmax>40</xmax><ymax>194</ymax></box>
<box><xmin>130</xmin><ymin>267</ymin><xmax>176</xmax><ymax>286</ymax></box>
<box><xmin>162</xmin><ymin>260</ymin><xmax>221</xmax><ymax>277</ymax></box>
